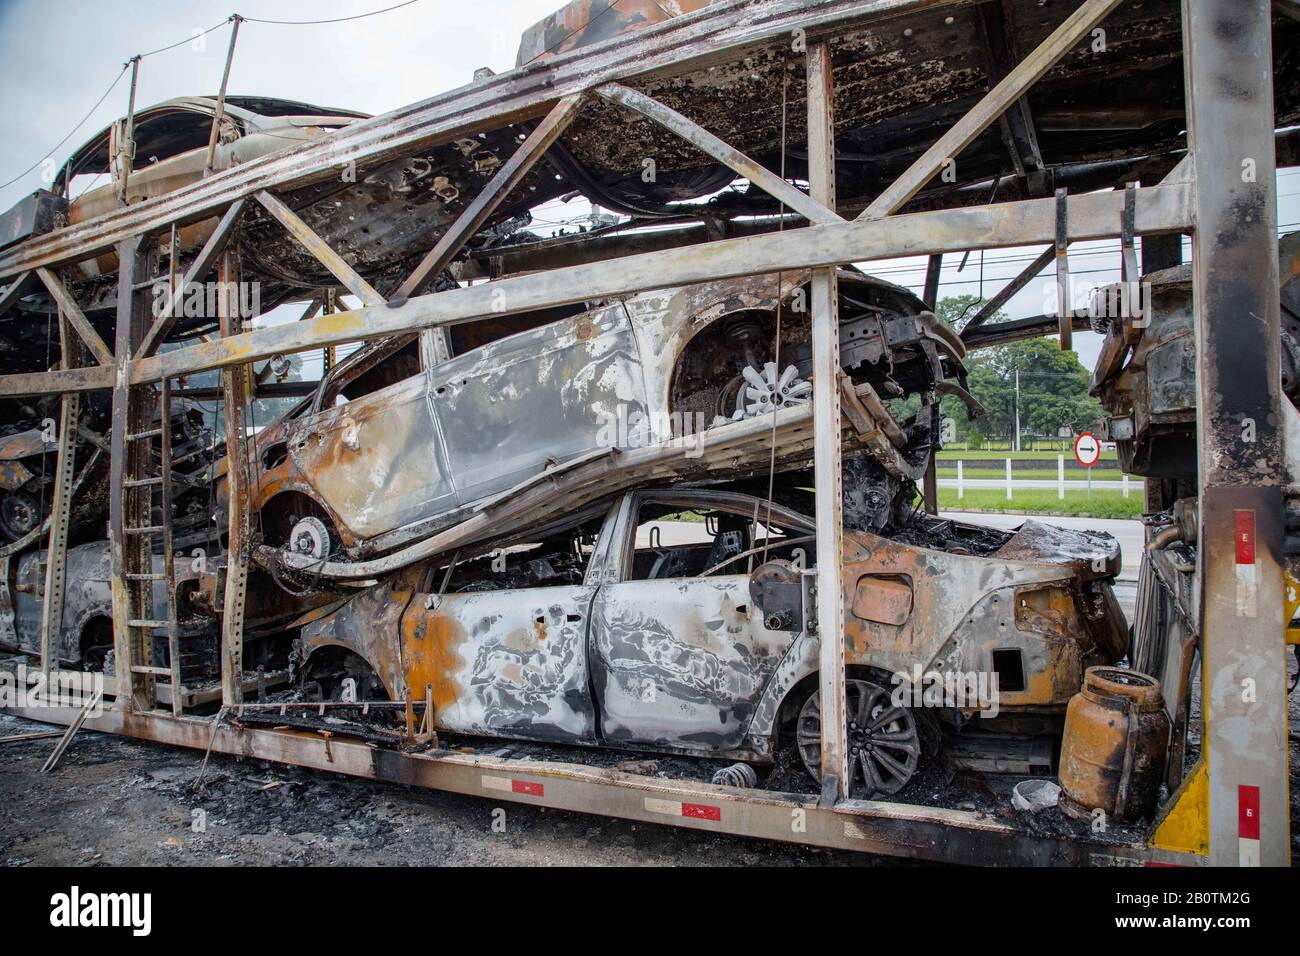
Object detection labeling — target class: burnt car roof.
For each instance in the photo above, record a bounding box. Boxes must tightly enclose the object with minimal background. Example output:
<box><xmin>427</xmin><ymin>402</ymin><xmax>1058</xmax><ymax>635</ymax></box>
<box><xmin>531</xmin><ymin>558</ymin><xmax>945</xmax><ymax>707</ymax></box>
<box><xmin>59</xmin><ymin>96</ymin><xmax>369</xmax><ymax>179</ymax></box>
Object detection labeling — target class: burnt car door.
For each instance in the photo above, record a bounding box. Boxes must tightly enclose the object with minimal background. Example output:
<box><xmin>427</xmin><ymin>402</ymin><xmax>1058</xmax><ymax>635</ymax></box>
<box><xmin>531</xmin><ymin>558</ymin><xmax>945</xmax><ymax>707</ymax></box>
<box><xmin>288</xmin><ymin>337</ymin><xmax>457</xmax><ymax>542</ymax></box>
<box><xmin>588</xmin><ymin>491</ymin><xmax>811</xmax><ymax>752</ymax></box>
<box><xmin>427</xmin><ymin>301</ymin><xmax>649</xmax><ymax>507</ymax></box>
<box><xmin>399</xmin><ymin>506</ymin><xmax>616</xmax><ymax>744</ymax></box>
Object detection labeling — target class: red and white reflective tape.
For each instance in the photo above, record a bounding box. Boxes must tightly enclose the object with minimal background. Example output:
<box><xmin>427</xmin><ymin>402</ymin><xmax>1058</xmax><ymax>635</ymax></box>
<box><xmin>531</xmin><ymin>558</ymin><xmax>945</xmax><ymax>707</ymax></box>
<box><xmin>644</xmin><ymin>797</ymin><xmax>721</xmax><ymax>821</ymax></box>
<box><xmin>1238</xmin><ymin>785</ymin><xmax>1260</xmax><ymax>867</ymax></box>
<box><xmin>481</xmin><ymin>774</ymin><xmax>544</xmax><ymax>797</ymax></box>
<box><xmin>1234</xmin><ymin>510</ymin><xmax>1258</xmax><ymax>618</ymax></box>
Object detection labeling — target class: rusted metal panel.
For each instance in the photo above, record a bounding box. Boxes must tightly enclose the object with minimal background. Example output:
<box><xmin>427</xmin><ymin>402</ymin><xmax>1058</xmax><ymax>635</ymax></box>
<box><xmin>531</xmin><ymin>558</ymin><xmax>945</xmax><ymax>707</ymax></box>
<box><xmin>405</xmin><ymin>585</ymin><xmax>599</xmax><ymax>743</ymax></box>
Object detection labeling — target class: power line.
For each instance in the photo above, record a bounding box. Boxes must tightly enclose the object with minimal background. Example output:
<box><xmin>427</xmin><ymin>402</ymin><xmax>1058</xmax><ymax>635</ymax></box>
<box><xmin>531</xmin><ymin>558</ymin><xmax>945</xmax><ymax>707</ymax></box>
<box><xmin>136</xmin><ymin>16</ymin><xmax>233</xmax><ymax>59</ymax></box>
<box><xmin>0</xmin><ymin>63</ymin><xmax>129</xmax><ymax>191</ymax></box>
<box><xmin>0</xmin><ymin>3</ymin><xmax>424</xmax><ymax>191</ymax></box>
<box><xmin>242</xmin><ymin>1</ymin><xmax>422</xmax><ymax>26</ymax></box>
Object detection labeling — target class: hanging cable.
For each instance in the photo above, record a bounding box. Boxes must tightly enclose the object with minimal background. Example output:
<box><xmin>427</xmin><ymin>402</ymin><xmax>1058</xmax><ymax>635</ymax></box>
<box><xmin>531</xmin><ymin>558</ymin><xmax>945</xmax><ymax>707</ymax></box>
<box><xmin>242</xmin><ymin>0</ymin><xmax>421</xmax><ymax>26</ymax></box>
<box><xmin>137</xmin><ymin>16</ymin><xmax>234</xmax><ymax>59</ymax></box>
<box><xmin>1</xmin><ymin>3</ymin><xmax>422</xmax><ymax>190</ymax></box>
<box><xmin>0</xmin><ymin>64</ymin><xmax>128</xmax><ymax>191</ymax></box>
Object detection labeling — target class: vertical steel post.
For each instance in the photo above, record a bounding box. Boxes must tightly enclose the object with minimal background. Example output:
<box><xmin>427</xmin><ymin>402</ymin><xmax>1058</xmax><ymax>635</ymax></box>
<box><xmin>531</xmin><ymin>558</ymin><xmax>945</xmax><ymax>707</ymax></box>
<box><xmin>116</xmin><ymin>56</ymin><xmax>140</xmax><ymax>205</ymax></box>
<box><xmin>38</xmin><ymin>309</ymin><xmax>78</xmax><ymax>676</ymax></box>
<box><xmin>806</xmin><ymin>40</ymin><xmax>848</xmax><ymax>804</ymax></box>
<box><xmin>1182</xmin><ymin>0</ymin><xmax>1290</xmax><ymax>865</ymax></box>
<box><xmin>219</xmin><ymin>251</ymin><xmax>251</xmax><ymax>705</ymax></box>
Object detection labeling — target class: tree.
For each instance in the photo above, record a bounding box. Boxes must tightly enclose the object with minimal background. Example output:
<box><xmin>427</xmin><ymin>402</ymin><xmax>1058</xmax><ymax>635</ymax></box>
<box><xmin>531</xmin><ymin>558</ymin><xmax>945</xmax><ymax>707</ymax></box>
<box><xmin>932</xmin><ymin>295</ymin><xmax>1101</xmax><ymax>446</ymax></box>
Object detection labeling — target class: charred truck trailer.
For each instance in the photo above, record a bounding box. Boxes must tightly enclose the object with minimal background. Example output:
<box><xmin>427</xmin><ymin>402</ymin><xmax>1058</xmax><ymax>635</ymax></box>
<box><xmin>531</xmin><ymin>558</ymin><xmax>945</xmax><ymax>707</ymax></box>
<box><xmin>0</xmin><ymin>0</ymin><xmax>1295</xmax><ymax>865</ymax></box>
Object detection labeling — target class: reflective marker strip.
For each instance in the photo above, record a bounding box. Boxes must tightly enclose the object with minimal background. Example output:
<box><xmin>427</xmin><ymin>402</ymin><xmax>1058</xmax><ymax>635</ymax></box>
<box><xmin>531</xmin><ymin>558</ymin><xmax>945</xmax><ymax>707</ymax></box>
<box><xmin>1234</xmin><ymin>509</ymin><xmax>1258</xmax><ymax>618</ymax></box>
<box><xmin>645</xmin><ymin>797</ymin><xmax>721</xmax><ymax>821</ymax></box>
<box><xmin>481</xmin><ymin>774</ymin><xmax>544</xmax><ymax>797</ymax></box>
<box><xmin>1238</xmin><ymin>785</ymin><xmax>1260</xmax><ymax>866</ymax></box>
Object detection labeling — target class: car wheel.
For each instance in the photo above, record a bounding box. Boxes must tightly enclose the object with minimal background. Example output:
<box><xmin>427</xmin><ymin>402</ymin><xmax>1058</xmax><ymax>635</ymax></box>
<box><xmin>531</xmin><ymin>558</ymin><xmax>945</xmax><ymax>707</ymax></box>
<box><xmin>796</xmin><ymin>678</ymin><xmax>920</xmax><ymax>797</ymax></box>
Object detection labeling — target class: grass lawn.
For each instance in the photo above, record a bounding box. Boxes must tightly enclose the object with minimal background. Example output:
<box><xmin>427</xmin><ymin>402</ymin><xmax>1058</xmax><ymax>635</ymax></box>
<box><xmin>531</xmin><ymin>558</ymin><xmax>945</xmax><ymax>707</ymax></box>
<box><xmin>938</xmin><ymin>486</ymin><xmax>1142</xmax><ymax>519</ymax></box>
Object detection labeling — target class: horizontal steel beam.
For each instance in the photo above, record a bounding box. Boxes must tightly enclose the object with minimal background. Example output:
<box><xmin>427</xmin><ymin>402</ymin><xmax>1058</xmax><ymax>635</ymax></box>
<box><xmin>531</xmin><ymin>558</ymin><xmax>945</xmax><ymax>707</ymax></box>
<box><xmin>0</xmin><ymin>0</ymin><xmax>971</xmax><ymax>279</ymax></box>
<box><xmin>0</xmin><ymin>182</ymin><xmax>1190</xmax><ymax>397</ymax></box>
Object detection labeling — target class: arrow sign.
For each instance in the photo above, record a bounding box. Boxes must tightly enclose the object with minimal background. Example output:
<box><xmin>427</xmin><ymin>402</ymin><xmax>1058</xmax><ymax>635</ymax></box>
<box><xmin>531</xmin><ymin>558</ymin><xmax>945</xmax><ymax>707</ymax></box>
<box><xmin>1073</xmin><ymin>431</ymin><xmax>1101</xmax><ymax>468</ymax></box>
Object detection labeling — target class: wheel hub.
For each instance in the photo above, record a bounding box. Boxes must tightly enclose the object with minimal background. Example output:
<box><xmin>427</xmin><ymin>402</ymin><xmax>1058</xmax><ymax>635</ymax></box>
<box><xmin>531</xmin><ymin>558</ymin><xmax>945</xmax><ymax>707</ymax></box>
<box><xmin>289</xmin><ymin>516</ymin><xmax>329</xmax><ymax>560</ymax></box>
<box><xmin>728</xmin><ymin>362</ymin><xmax>812</xmax><ymax>421</ymax></box>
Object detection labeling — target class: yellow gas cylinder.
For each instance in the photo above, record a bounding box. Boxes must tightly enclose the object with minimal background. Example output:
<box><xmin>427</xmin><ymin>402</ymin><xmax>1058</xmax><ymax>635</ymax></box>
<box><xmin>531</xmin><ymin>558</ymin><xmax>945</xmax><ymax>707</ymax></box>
<box><xmin>1058</xmin><ymin>667</ymin><xmax>1169</xmax><ymax>823</ymax></box>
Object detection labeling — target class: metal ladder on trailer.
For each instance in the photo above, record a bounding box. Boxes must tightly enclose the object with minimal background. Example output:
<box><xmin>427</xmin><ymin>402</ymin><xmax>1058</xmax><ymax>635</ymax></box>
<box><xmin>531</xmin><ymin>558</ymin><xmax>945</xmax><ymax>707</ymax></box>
<box><xmin>121</xmin><ymin>379</ymin><xmax>183</xmax><ymax>715</ymax></box>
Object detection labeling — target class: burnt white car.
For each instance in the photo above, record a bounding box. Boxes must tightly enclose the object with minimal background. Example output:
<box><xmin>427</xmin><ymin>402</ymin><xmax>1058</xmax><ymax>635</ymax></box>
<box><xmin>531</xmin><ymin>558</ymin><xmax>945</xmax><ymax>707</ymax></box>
<box><xmin>298</xmin><ymin>485</ymin><xmax>1126</xmax><ymax>797</ymax></box>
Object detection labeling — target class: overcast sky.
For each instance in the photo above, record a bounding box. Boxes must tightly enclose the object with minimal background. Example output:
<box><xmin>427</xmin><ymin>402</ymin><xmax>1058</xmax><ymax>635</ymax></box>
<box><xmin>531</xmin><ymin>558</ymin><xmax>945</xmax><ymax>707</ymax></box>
<box><xmin>1</xmin><ymin>0</ymin><xmax>1296</xmax><ymax>377</ymax></box>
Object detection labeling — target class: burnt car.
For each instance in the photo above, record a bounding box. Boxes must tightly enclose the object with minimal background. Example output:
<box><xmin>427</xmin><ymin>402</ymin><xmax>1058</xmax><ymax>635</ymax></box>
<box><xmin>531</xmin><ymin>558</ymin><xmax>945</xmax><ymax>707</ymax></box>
<box><xmin>296</xmin><ymin>485</ymin><xmax>1126</xmax><ymax>797</ymax></box>
<box><xmin>0</xmin><ymin>540</ymin><xmax>201</xmax><ymax>672</ymax></box>
<box><xmin>233</xmin><ymin>268</ymin><xmax>972</xmax><ymax>568</ymax></box>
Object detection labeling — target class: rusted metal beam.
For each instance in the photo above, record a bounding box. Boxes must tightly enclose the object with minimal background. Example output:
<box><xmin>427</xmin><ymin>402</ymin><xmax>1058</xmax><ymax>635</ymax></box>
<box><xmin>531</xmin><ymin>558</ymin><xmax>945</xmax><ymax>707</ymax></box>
<box><xmin>858</xmin><ymin>0</ymin><xmax>1126</xmax><ymax>219</ymax></box>
<box><xmin>393</xmin><ymin>94</ymin><xmax>584</xmax><ymax>303</ymax></box>
<box><xmin>0</xmin><ymin>365</ymin><xmax>112</xmax><ymax>396</ymax></box>
<box><xmin>0</xmin><ymin>271</ymin><xmax>33</xmax><ymax>317</ymax></box>
<box><xmin>107</xmin><ymin>236</ymin><xmax>157</xmax><ymax>712</ymax></box>
<box><xmin>922</xmin><ymin>253</ymin><xmax>942</xmax><ymax>309</ymax></box>
<box><xmin>0</xmin><ymin>0</ymin><xmax>975</xmax><ymax>279</ymax></box>
<box><xmin>138</xmin><ymin>197</ymin><xmax>247</xmax><ymax>359</ymax></box>
<box><xmin>254</xmin><ymin>191</ymin><xmax>384</xmax><ymax>307</ymax></box>
<box><xmin>805</xmin><ymin>40</ymin><xmax>848</xmax><ymax>805</ymax></box>
<box><xmin>1182</xmin><ymin>0</ymin><xmax>1288</xmax><ymax>866</ymax></box>
<box><xmin>597</xmin><ymin>83</ymin><xmax>842</xmax><ymax>226</ymax></box>
<box><xmin>961</xmin><ymin>313</ymin><xmax>1091</xmax><ymax>350</ymax></box>
<box><xmin>960</xmin><ymin>244</ymin><xmax>1058</xmax><ymax>338</ymax></box>
<box><xmin>204</xmin><ymin>16</ymin><xmax>242</xmax><ymax>177</ymax></box>
<box><xmin>218</xmin><ymin>250</ymin><xmax>252</xmax><ymax>707</ymax></box>
<box><xmin>975</xmin><ymin>0</ymin><xmax>1047</xmax><ymax>195</ymax></box>
<box><xmin>33</xmin><ymin>268</ymin><xmax>113</xmax><ymax>365</ymax></box>
<box><xmin>139</xmin><ymin>185</ymin><xmax>1189</xmax><ymax>386</ymax></box>
<box><xmin>38</xmin><ymin>315</ymin><xmax>81</xmax><ymax>676</ymax></box>
<box><xmin>0</xmin><ymin>183</ymin><xmax>1192</xmax><ymax>399</ymax></box>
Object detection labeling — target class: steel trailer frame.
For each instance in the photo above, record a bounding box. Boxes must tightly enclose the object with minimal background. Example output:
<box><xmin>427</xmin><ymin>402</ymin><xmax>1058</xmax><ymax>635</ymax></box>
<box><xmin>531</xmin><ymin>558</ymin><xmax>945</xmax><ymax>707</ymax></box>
<box><xmin>0</xmin><ymin>0</ymin><xmax>1290</xmax><ymax>865</ymax></box>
